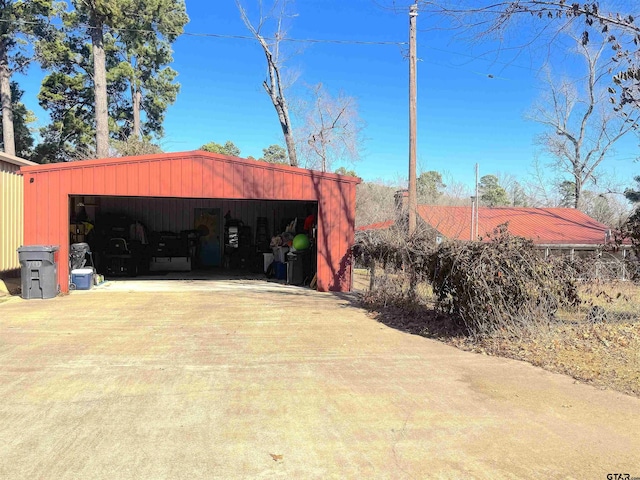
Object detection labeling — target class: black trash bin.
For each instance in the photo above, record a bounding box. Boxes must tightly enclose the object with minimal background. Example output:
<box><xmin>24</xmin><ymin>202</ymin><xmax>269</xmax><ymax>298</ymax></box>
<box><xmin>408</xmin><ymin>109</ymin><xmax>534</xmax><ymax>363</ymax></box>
<box><xmin>17</xmin><ymin>245</ymin><xmax>60</xmax><ymax>299</ymax></box>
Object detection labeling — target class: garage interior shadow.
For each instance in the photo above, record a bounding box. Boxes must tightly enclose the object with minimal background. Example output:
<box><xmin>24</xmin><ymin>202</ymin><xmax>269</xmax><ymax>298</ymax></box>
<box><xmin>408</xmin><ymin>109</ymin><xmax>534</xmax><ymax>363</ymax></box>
<box><xmin>69</xmin><ymin>195</ymin><xmax>319</xmax><ymax>292</ymax></box>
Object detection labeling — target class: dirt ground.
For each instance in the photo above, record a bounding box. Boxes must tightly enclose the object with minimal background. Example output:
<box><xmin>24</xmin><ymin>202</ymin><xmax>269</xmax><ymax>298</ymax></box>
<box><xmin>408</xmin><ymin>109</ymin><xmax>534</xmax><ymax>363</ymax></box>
<box><xmin>1</xmin><ymin>279</ymin><xmax>639</xmax><ymax>479</ymax></box>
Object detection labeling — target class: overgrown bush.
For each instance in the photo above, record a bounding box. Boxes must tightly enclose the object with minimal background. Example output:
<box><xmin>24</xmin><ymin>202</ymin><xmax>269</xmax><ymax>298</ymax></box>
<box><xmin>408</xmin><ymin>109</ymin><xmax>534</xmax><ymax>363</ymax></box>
<box><xmin>355</xmin><ymin>223</ymin><xmax>581</xmax><ymax>338</ymax></box>
<box><xmin>426</xmin><ymin>226</ymin><xmax>580</xmax><ymax>336</ymax></box>
<box><xmin>354</xmin><ymin>221</ymin><xmax>437</xmax><ymax>298</ymax></box>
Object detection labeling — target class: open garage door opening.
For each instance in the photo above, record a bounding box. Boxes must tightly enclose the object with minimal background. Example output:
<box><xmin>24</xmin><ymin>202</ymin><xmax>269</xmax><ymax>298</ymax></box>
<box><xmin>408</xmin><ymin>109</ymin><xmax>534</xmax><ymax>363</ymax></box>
<box><xmin>69</xmin><ymin>195</ymin><xmax>318</xmax><ymax>287</ymax></box>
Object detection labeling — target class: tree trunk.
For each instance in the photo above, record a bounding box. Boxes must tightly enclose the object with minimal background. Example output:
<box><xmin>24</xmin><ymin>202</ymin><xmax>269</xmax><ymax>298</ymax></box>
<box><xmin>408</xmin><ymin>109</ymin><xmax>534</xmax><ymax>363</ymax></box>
<box><xmin>574</xmin><ymin>177</ymin><xmax>582</xmax><ymax>209</ymax></box>
<box><xmin>132</xmin><ymin>83</ymin><xmax>141</xmax><ymax>140</ymax></box>
<box><xmin>283</xmin><ymin>127</ymin><xmax>297</xmax><ymax>168</ymax></box>
<box><xmin>91</xmin><ymin>21</ymin><xmax>109</xmax><ymax>158</ymax></box>
<box><xmin>267</xmin><ymin>84</ymin><xmax>297</xmax><ymax>167</ymax></box>
<box><xmin>0</xmin><ymin>44</ymin><xmax>15</xmax><ymax>157</ymax></box>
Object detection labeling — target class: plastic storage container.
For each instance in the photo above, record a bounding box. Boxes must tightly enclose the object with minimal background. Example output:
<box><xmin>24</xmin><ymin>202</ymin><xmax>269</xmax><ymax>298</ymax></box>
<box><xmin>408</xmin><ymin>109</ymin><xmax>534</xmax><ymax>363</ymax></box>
<box><xmin>71</xmin><ymin>268</ymin><xmax>94</xmax><ymax>290</ymax></box>
<box><xmin>274</xmin><ymin>261</ymin><xmax>287</xmax><ymax>280</ymax></box>
<box><xmin>263</xmin><ymin>253</ymin><xmax>274</xmax><ymax>273</ymax></box>
<box><xmin>17</xmin><ymin>245</ymin><xmax>59</xmax><ymax>299</ymax></box>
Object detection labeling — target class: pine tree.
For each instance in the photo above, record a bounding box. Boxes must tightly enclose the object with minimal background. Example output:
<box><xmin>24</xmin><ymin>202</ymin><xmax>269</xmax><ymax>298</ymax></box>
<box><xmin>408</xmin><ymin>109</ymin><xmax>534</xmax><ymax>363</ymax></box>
<box><xmin>0</xmin><ymin>0</ymin><xmax>53</xmax><ymax>156</ymax></box>
<box><xmin>479</xmin><ymin>175</ymin><xmax>510</xmax><ymax>207</ymax></box>
<box><xmin>114</xmin><ymin>0</ymin><xmax>188</xmax><ymax>140</ymax></box>
<box><xmin>36</xmin><ymin>7</ymin><xmax>126</xmax><ymax>162</ymax></box>
<box><xmin>0</xmin><ymin>82</ymin><xmax>35</xmax><ymax>158</ymax></box>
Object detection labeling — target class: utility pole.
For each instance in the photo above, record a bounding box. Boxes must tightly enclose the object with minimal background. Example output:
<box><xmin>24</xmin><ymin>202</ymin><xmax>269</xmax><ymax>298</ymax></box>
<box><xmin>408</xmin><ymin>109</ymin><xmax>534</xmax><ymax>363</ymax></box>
<box><xmin>474</xmin><ymin>163</ymin><xmax>479</xmax><ymax>240</ymax></box>
<box><xmin>470</xmin><ymin>196</ymin><xmax>475</xmax><ymax>241</ymax></box>
<box><xmin>408</xmin><ymin>2</ymin><xmax>418</xmax><ymax>235</ymax></box>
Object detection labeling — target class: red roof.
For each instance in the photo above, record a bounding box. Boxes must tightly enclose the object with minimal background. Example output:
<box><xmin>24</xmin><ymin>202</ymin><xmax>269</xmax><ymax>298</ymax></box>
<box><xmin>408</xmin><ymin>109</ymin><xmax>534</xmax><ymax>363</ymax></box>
<box><xmin>419</xmin><ymin>206</ymin><xmax>612</xmax><ymax>245</ymax></box>
<box><xmin>356</xmin><ymin>220</ymin><xmax>394</xmax><ymax>231</ymax></box>
<box><xmin>358</xmin><ymin>206</ymin><xmax>617</xmax><ymax>246</ymax></box>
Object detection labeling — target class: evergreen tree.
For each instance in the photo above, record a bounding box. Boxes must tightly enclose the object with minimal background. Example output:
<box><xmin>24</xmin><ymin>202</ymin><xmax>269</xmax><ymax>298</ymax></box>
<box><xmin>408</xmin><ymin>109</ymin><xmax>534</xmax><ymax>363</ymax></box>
<box><xmin>335</xmin><ymin>166</ymin><xmax>358</xmax><ymax>177</ymax></box>
<box><xmin>68</xmin><ymin>0</ymin><xmax>129</xmax><ymax>158</ymax></box>
<box><xmin>0</xmin><ymin>0</ymin><xmax>53</xmax><ymax>156</ymax></box>
<box><xmin>479</xmin><ymin>174</ymin><xmax>509</xmax><ymax>207</ymax></box>
<box><xmin>559</xmin><ymin>181</ymin><xmax>577</xmax><ymax>208</ymax></box>
<box><xmin>0</xmin><ymin>82</ymin><xmax>34</xmax><ymax>158</ymax></box>
<box><xmin>200</xmin><ymin>141</ymin><xmax>241</xmax><ymax>157</ymax></box>
<box><xmin>417</xmin><ymin>171</ymin><xmax>446</xmax><ymax>203</ymax></box>
<box><xmin>36</xmin><ymin>11</ymin><xmax>126</xmax><ymax>162</ymax></box>
<box><xmin>261</xmin><ymin>144</ymin><xmax>287</xmax><ymax>164</ymax></box>
<box><xmin>114</xmin><ymin>0</ymin><xmax>188</xmax><ymax>140</ymax></box>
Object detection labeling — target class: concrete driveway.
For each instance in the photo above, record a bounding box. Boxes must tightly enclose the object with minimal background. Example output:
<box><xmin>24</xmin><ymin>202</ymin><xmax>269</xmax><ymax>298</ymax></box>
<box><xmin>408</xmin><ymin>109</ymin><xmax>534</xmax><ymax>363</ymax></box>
<box><xmin>1</xmin><ymin>279</ymin><xmax>639</xmax><ymax>479</ymax></box>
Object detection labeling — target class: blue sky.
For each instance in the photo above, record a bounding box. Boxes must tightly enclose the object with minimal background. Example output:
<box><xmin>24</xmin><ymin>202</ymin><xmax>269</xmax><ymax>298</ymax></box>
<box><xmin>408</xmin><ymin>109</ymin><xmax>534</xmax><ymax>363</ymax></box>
<box><xmin>16</xmin><ymin>0</ymin><xmax>640</xmax><ymax>190</ymax></box>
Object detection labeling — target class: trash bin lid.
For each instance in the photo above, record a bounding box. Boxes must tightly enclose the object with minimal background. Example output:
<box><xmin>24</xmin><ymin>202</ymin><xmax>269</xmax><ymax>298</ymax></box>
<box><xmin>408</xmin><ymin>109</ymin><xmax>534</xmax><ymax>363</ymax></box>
<box><xmin>17</xmin><ymin>245</ymin><xmax>60</xmax><ymax>253</ymax></box>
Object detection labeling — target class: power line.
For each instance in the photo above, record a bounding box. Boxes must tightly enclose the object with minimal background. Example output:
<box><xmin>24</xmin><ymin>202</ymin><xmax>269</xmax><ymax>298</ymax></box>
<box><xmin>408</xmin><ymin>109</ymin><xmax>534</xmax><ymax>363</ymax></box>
<box><xmin>0</xmin><ymin>18</ymin><xmax>407</xmax><ymax>46</ymax></box>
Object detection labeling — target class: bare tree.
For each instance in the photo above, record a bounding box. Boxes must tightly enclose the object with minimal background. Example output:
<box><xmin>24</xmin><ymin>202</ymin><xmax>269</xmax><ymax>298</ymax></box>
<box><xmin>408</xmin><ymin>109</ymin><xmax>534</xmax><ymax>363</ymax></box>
<box><xmin>529</xmin><ymin>38</ymin><xmax>640</xmax><ymax>209</ymax></box>
<box><xmin>420</xmin><ymin>1</ymin><xmax>640</xmax><ymax>109</ymax></box>
<box><xmin>356</xmin><ymin>179</ymin><xmax>399</xmax><ymax>227</ymax></box>
<box><xmin>236</xmin><ymin>0</ymin><xmax>298</xmax><ymax>167</ymax></box>
<box><xmin>297</xmin><ymin>83</ymin><xmax>363</xmax><ymax>172</ymax></box>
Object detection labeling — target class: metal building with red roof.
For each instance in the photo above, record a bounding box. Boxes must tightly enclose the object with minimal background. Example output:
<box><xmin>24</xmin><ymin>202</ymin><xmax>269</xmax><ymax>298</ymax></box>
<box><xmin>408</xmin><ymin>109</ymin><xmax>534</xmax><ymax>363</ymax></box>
<box><xmin>359</xmin><ymin>204</ymin><xmax>627</xmax><ymax>256</ymax></box>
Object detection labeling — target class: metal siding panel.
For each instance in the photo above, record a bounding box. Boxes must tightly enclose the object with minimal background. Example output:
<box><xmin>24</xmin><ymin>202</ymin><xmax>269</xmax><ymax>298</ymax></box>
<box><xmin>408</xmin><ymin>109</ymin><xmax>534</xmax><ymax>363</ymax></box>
<box><xmin>127</xmin><ymin>162</ymin><xmax>138</xmax><ymax>196</ymax></box>
<box><xmin>244</xmin><ymin>165</ymin><xmax>254</xmax><ymax>198</ymax></box>
<box><xmin>263</xmin><ymin>169</ymin><xmax>274</xmax><ymax>200</ymax></box>
<box><xmin>56</xmin><ymin>191</ymin><xmax>69</xmax><ymax>293</ymax></box>
<box><xmin>262</xmin><ymin>170</ymin><xmax>278</xmax><ymax>199</ymax></box>
<box><xmin>48</xmin><ymin>171</ymin><xmax>61</xmax><ymax>242</ymax></box>
<box><xmin>35</xmin><ymin>172</ymin><xmax>48</xmax><ymax>241</ymax></box>
<box><xmin>232</xmin><ymin>163</ymin><xmax>243</xmax><ymax>198</ymax></box>
<box><xmin>182</xmin><ymin>158</ymin><xmax>193</xmax><ymax>196</ymax></box>
<box><xmin>192</xmin><ymin>158</ymin><xmax>203</xmax><ymax>198</ymax></box>
<box><xmin>203</xmin><ymin>158</ymin><xmax>214</xmax><ymax>197</ymax></box>
<box><xmin>68</xmin><ymin>168</ymin><xmax>82</xmax><ymax>195</ymax></box>
<box><xmin>105</xmin><ymin>164</ymin><xmax>117</xmax><ymax>194</ymax></box>
<box><xmin>137</xmin><ymin>162</ymin><xmax>149</xmax><ymax>196</ymax></box>
<box><xmin>221</xmin><ymin>162</ymin><xmax>231</xmax><ymax>198</ymax></box>
<box><xmin>293</xmin><ymin>174</ymin><xmax>302</xmax><ymax>199</ymax></box>
<box><xmin>155</xmin><ymin>161</ymin><xmax>172</xmax><ymax>197</ymax></box>
<box><xmin>0</xmin><ymin>171</ymin><xmax>23</xmax><ymax>272</ymax></box>
<box><xmin>23</xmin><ymin>174</ymin><xmax>36</xmax><ymax>245</ymax></box>
<box><xmin>282</xmin><ymin>172</ymin><xmax>292</xmax><ymax>200</ymax></box>
<box><xmin>329</xmin><ymin>181</ymin><xmax>341</xmax><ymax>291</ymax></box>
<box><xmin>53</xmin><ymin>172</ymin><xmax>68</xmax><ymax>292</ymax></box>
<box><xmin>334</xmin><ymin>182</ymin><xmax>353</xmax><ymax>292</ymax></box>
<box><xmin>170</xmin><ymin>158</ymin><xmax>181</xmax><ymax>197</ymax></box>
<box><xmin>150</xmin><ymin>161</ymin><xmax>161</xmax><ymax>196</ymax></box>
<box><xmin>60</xmin><ymin>171</ymin><xmax>72</xmax><ymax>230</ymax></box>
<box><xmin>210</xmin><ymin>159</ymin><xmax>220</xmax><ymax>197</ymax></box>
<box><xmin>83</xmin><ymin>167</ymin><xmax>94</xmax><ymax>192</ymax></box>
<box><xmin>316</xmin><ymin>179</ymin><xmax>329</xmax><ymax>292</ymax></box>
<box><xmin>252</xmin><ymin>167</ymin><xmax>263</xmax><ymax>199</ymax></box>
<box><xmin>93</xmin><ymin>165</ymin><xmax>105</xmax><ymax>194</ymax></box>
<box><xmin>346</xmin><ymin>183</ymin><xmax>357</xmax><ymax>290</ymax></box>
<box><xmin>115</xmin><ymin>164</ymin><xmax>127</xmax><ymax>195</ymax></box>
<box><xmin>300</xmin><ymin>175</ymin><xmax>315</xmax><ymax>200</ymax></box>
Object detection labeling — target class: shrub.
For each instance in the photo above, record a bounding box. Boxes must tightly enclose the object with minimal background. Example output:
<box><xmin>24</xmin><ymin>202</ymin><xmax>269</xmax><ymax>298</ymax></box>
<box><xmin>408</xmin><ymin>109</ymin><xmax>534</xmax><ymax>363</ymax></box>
<box><xmin>426</xmin><ymin>225</ymin><xmax>580</xmax><ymax>336</ymax></box>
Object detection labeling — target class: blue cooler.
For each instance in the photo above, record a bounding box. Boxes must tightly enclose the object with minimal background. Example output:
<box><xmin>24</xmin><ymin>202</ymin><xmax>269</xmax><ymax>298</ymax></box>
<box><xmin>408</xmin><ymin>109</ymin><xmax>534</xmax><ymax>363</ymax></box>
<box><xmin>71</xmin><ymin>268</ymin><xmax>94</xmax><ymax>290</ymax></box>
<box><xmin>274</xmin><ymin>261</ymin><xmax>287</xmax><ymax>280</ymax></box>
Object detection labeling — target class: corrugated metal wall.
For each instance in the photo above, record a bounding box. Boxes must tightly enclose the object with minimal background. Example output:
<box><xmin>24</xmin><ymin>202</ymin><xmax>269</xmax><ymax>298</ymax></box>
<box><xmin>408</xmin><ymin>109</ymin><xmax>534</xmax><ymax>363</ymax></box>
<box><xmin>21</xmin><ymin>152</ymin><xmax>358</xmax><ymax>293</ymax></box>
<box><xmin>96</xmin><ymin>196</ymin><xmax>307</xmax><ymax>235</ymax></box>
<box><xmin>0</xmin><ymin>161</ymin><xmax>23</xmax><ymax>274</ymax></box>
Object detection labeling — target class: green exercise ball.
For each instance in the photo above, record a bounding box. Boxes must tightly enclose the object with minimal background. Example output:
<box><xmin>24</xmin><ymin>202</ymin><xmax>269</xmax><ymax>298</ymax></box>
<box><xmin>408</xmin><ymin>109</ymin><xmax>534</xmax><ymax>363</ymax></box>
<box><xmin>292</xmin><ymin>234</ymin><xmax>310</xmax><ymax>250</ymax></box>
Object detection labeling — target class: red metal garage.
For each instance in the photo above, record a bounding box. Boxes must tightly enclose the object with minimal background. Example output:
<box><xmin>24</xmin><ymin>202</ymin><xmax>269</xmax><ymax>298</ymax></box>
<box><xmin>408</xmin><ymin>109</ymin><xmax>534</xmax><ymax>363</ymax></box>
<box><xmin>20</xmin><ymin>151</ymin><xmax>359</xmax><ymax>293</ymax></box>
